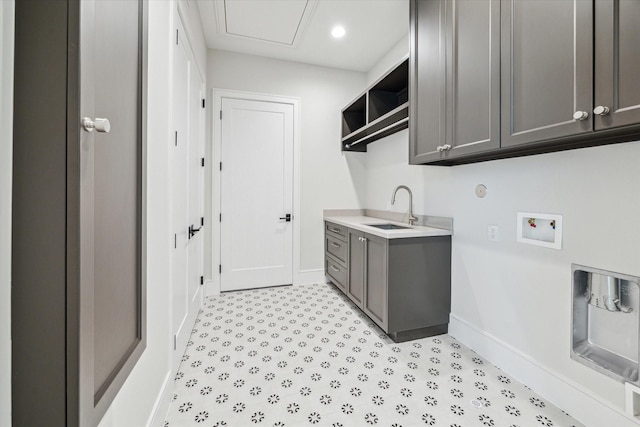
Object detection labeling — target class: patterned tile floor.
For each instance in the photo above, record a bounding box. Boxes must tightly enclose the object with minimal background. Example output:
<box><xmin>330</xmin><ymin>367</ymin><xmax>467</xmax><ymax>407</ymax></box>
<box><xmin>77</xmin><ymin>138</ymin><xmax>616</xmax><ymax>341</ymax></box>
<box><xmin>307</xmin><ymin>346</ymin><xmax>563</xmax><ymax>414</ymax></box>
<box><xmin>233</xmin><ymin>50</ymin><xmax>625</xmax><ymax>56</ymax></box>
<box><xmin>164</xmin><ymin>283</ymin><xmax>583</xmax><ymax>427</ymax></box>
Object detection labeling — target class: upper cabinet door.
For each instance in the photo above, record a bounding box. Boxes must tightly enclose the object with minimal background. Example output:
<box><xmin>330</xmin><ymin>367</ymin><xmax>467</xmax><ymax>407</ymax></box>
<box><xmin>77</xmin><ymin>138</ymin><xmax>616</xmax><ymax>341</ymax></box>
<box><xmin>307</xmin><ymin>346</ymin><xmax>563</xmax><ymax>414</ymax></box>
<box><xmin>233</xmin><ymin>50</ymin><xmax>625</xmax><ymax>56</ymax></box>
<box><xmin>409</xmin><ymin>0</ymin><xmax>447</xmax><ymax>164</ymax></box>
<box><xmin>501</xmin><ymin>0</ymin><xmax>593</xmax><ymax>147</ymax></box>
<box><xmin>594</xmin><ymin>0</ymin><xmax>640</xmax><ymax>130</ymax></box>
<box><xmin>446</xmin><ymin>0</ymin><xmax>500</xmax><ymax>157</ymax></box>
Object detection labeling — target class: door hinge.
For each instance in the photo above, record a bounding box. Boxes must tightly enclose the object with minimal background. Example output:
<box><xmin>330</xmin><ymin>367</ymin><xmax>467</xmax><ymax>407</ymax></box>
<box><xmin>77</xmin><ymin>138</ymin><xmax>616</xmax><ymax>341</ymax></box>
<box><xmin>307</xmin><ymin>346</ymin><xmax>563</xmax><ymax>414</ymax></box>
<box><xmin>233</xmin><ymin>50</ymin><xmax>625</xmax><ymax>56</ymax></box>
<box><xmin>200</xmin><ymin>276</ymin><xmax>204</xmax><ymax>285</ymax></box>
<box><xmin>201</xmin><ymin>157</ymin><xmax>205</xmax><ymax>167</ymax></box>
<box><xmin>174</xmin><ymin>233</ymin><xmax>177</xmax><ymax>249</ymax></box>
<box><xmin>219</xmin><ymin>162</ymin><xmax>222</xmax><ymax>171</ymax></box>
<box><xmin>219</xmin><ymin>110</ymin><xmax>222</xmax><ymax>120</ymax></box>
<box><xmin>219</xmin><ymin>265</ymin><xmax>222</xmax><ymax>274</ymax></box>
<box><xmin>202</xmin><ymin>99</ymin><xmax>206</xmax><ymax>108</ymax></box>
<box><xmin>201</xmin><ymin>217</ymin><xmax>204</xmax><ymax>226</ymax></box>
<box><xmin>174</xmin><ymin>131</ymin><xmax>177</xmax><ymax>147</ymax></box>
<box><xmin>173</xmin><ymin>335</ymin><xmax>177</xmax><ymax>350</ymax></box>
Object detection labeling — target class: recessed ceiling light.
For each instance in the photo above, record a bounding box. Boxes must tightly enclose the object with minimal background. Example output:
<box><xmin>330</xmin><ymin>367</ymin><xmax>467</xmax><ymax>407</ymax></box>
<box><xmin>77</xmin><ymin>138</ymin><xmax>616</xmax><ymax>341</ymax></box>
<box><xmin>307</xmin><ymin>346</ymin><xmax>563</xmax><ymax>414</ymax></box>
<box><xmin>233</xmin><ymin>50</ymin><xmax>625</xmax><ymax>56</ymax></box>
<box><xmin>331</xmin><ymin>26</ymin><xmax>346</xmax><ymax>39</ymax></box>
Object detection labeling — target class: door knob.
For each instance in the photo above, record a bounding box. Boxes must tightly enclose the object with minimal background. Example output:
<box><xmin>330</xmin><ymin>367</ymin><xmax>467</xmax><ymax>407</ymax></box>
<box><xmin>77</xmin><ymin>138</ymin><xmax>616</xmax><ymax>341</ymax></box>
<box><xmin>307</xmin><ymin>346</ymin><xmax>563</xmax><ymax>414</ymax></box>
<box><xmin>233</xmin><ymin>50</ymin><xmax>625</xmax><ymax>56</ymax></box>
<box><xmin>593</xmin><ymin>106</ymin><xmax>610</xmax><ymax>116</ymax></box>
<box><xmin>279</xmin><ymin>213</ymin><xmax>292</xmax><ymax>222</ymax></box>
<box><xmin>573</xmin><ymin>111</ymin><xmax>589</xmax><ymax>121</ymax></box>
<box><xmin>82</xmin><ymin>117</ymin><xmax>111</xmax><ymax>133</ymax></box>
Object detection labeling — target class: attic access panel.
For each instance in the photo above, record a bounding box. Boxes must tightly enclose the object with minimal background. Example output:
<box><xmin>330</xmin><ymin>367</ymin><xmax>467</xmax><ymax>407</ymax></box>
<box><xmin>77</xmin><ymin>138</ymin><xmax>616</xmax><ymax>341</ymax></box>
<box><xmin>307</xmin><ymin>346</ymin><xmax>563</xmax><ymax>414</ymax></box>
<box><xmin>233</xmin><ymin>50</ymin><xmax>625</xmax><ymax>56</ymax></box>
<box><xmin>222</xmin><ymin>0</ymin><xmax>312</xmax><ymax>45</ymax></box>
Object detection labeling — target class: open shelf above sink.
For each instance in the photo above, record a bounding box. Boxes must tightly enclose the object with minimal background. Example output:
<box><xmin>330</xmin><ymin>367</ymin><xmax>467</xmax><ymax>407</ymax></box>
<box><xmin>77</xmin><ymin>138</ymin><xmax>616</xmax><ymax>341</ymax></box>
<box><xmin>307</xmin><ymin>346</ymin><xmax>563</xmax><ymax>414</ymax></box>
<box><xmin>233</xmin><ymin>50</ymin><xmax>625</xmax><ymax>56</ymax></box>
<box><xmin>341</xmin><ymin>57</ymin><xmax>409</xmax><ymax>152</ymax></box>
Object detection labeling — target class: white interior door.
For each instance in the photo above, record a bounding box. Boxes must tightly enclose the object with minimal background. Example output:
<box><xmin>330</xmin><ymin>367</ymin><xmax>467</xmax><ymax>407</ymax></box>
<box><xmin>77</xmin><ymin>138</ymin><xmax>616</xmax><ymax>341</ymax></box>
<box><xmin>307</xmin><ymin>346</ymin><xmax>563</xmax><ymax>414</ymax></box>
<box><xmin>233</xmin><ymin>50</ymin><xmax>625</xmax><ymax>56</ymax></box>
<box><xmin>220</xmin><ymin>98</ymin><xmax>294</xmax><ymax>291</ymax></box>
<box><xmin>171</xmin><ymin>18</ymin><xmax>203</xmax><ymax>370</ymax></box>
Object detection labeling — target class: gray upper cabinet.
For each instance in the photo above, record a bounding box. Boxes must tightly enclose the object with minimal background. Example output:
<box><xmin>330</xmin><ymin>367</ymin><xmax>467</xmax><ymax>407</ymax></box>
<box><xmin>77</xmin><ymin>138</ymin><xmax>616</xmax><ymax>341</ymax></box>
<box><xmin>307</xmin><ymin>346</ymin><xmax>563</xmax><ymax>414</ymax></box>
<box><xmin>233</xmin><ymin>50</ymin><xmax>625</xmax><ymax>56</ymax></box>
<box><xmin>411</xmin><ymin>0</ymin><xmax>640</xmax><ymax>165</ymax></box>
<box><xmin>501</xmin><ymin>0</ymin><xmax>593</xmax><ymax>147</ymax></box>
<box><xmin>409</xmin><ymin>0</ymin><xmax>446</xmax><ymax>163</ymax></box>
<box><xmin>410</xmin><ymin>0</ymin><xmax>500</xmax><ymax>164</ymax></box>
<box><xmin>594</xmin><ymin>0</ymin><xmax>640</xmax><ymax>130</ymax></box>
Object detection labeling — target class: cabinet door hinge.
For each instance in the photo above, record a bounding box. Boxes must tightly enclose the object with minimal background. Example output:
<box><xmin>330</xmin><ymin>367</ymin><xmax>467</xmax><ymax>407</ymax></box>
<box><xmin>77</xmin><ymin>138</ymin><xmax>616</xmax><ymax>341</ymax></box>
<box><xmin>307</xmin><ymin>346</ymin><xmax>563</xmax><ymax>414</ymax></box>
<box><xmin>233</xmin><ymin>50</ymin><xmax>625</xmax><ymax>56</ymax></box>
<box><xmin>173</xmin><ymin>335</ymin><xmax>177</xmax><ymax>350</ymax></box>
<box><xmin>201</xmin><ymin>217</ymin><xmax>204</xmax><ymax>226</ymax></box>
<box><xmin>174</xmin><ymin>233</ymin><xmax>177</xmax><ymax>249</ymax></box>
<box><xmin>219</xmin><ymin>162</ymin><xmax>222</xmax><ymax>171</ymax></box>
<box><xmin>174</xmin><ymin>131</ymin><xmax>177</xmax><ymax>147</ymax></box>
<box><xmin>219</xmin><ymin>265</ymin><xmax>222</xmax><ymax>274</ymax></box>
<box><xmin>202</xmin><ymin>98</ymin><xmax>206</xmax><ymax>108</ymax></box>
<box><xmin>219</xmin><ymin>110</ymin><xmax>222</xmax><ymax>120</ymax></box>
<box><xmin>219</xmin><ymin>213</ymin><xmax>222</xmax><ymax>222</ymax></box>
<box><xmin>176</xmin><ymin>29</ymin><xmax>179</xmax><ymax>45</ymax></box>
<box><xmin>200</xmin><ymin>276</ymin><xmax>204</xmax><ymax>285</ymax></box>
<box><xmin>201</xmin><ymin>157</ymin><xmax>205</xmax><ymax>167</ymax></box>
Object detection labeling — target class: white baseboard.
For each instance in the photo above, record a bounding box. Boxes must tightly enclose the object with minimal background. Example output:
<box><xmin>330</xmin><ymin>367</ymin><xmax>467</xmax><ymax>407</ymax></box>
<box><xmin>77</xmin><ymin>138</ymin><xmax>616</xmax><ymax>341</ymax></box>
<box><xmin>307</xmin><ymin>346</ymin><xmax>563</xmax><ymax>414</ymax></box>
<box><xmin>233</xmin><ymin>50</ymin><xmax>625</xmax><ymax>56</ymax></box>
<box><xmin>203</xmin><ymin>270</ymin><xmax>325</xmax><ymax>297</ymax></box>
<box><xmin>449</xmin><ymin>314</ymin><xmax>639</xmax><ymax>427</ymax></box>
<box><xmin>146</xmin><ymin>369</ymin><xmax>173</xmax><ymax>427</ymax></box>
<box><xmin>294</xmin><ymin>268</ymin><xmax>325</xmax><ymax>285</ymax></box>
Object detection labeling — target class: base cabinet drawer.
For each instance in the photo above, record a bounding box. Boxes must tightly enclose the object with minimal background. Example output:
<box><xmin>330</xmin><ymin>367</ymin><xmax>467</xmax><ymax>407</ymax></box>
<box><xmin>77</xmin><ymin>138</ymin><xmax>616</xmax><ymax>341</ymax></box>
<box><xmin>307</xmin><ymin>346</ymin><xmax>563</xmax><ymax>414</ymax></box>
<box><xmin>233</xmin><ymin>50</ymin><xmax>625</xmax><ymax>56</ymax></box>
<box><xmin>326</xmin><ymin>234</ymin><xmax>347</xmax><ymax>264</ymax></box>
<box><xmin>325</xmin><ymin>255</ymin><xmax>347</xmax><ymax>292</ymax></box>
<box><xmin>325</xmin><ymin>221</ymin><xmax>347</xmax><ymax>241</ymax></box>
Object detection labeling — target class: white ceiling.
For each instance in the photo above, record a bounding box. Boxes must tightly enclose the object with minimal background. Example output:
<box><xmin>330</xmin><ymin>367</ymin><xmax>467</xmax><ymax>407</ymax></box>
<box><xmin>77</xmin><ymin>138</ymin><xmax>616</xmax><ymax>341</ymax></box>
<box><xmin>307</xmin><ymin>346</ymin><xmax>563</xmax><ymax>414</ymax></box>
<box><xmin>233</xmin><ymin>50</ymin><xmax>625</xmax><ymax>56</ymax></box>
<box><xmin>196</xmin><ymin>0</ymin><xmax>409</xmax><ymax>72</ymax></box>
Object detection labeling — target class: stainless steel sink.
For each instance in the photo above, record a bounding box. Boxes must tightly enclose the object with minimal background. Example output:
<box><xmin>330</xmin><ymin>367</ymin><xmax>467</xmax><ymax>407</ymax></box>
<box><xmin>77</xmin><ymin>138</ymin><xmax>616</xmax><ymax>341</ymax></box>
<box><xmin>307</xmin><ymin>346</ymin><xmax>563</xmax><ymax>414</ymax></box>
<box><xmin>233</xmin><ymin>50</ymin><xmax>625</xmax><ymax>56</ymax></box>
<box><xmin>368</xmin><ymin>223</ymin><xmax>411</xmax><ymax>230</ymax></box>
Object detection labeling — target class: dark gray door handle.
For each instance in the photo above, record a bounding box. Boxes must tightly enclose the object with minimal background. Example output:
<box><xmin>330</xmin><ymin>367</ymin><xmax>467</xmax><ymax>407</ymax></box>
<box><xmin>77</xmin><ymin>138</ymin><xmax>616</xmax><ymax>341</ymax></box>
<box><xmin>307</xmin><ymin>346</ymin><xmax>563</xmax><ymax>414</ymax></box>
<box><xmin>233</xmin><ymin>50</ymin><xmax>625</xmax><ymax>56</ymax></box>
<box><xmin>188</xmin><ymin>224</ymin><xmax>202</xmax><ymax>239</ymax></box>
<box><xmin>279</xmin><ymin>214</ymin><xmax>292</xmax><ymax>222</ymax></box>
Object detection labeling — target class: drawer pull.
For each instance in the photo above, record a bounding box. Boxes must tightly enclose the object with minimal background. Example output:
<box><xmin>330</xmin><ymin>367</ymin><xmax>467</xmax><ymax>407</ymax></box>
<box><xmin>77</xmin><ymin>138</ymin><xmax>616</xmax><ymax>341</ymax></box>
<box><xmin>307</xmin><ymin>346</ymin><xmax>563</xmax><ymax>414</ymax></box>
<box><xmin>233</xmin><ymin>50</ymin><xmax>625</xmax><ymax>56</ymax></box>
<box><xmin>330</xmin><ymin>242</ymin><xmax>341</xmax><ymax>248</ymax></box>
<box><xmin>329</xmin><ymin>227</ymin><xmax>341</xmax><ymax>233</ymax></box>
<box><xmin>330</xmin><ymin>265</ymin><xmax>340</xmax><ymax>272</ymax></box>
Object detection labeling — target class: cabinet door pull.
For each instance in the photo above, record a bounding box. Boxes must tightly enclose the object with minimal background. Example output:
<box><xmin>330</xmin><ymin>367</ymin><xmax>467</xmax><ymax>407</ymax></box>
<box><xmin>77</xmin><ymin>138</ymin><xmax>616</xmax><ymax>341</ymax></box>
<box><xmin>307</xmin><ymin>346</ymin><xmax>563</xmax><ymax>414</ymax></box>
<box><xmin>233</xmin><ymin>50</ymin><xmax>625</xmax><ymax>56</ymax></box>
<box><xmin>330</xmin><ymin>265</ymin><xmax>340</xmax><ymax>272</ymax></box>
<box><xmin>329</xmin><ymin>227</ymin><xmax>341</xmax><ymax>233</ymax></box>
<box><xmin>593</xmin><ymin>106</ymin><xmax>610</xmax><ymax>116</ymax></box>
<box><xmin>573</xmin><ymin>111</ymin><xmax>589</xmax><ymax>121</ymax></box>
<box><xmin>330</xmin><ymin>242</ymin><xmax>341</xmax><ymax>248</ymax></box>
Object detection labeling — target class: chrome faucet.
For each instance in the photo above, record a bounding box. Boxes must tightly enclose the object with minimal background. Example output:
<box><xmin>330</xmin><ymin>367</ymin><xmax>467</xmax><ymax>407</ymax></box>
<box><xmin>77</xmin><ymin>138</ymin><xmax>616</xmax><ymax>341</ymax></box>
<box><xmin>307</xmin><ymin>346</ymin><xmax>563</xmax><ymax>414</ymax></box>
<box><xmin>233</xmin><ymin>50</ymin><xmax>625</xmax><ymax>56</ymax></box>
<box><xmin>391</xmin><ymin>185</ymin><xmax>418</xmax><ymax>226</ymax></box>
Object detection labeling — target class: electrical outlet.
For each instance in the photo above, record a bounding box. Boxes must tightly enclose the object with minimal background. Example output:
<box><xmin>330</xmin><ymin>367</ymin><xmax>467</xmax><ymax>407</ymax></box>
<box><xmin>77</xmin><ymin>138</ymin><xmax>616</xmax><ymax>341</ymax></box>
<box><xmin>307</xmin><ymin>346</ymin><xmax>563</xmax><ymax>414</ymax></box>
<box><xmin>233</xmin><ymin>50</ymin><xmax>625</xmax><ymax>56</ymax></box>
<box><xmin>488</xmin><ymin>225</ymin><xmax>499</xmax><ymax>242</ymax></box>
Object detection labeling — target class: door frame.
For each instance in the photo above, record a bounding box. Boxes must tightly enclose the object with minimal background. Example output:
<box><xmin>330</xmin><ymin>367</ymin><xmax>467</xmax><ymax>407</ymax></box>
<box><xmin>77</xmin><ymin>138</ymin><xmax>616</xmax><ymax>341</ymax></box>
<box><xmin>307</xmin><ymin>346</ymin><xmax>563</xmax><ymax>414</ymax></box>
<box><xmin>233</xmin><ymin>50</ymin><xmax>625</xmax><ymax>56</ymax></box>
<box><xmin>209</xmin><ymin>89</ymin><xmax>300</xmax><ymax>295</ymax></box>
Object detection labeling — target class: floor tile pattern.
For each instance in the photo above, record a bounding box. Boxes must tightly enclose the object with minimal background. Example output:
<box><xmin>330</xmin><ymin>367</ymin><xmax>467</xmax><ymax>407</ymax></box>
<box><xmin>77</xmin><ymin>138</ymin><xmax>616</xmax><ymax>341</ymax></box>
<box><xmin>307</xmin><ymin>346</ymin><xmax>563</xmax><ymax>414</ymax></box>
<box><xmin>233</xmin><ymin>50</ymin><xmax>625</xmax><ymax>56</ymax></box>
<box><xmin>164</xmin><ymin>283</ymin><xmax>582</xmax><ymax>427</ymax></box>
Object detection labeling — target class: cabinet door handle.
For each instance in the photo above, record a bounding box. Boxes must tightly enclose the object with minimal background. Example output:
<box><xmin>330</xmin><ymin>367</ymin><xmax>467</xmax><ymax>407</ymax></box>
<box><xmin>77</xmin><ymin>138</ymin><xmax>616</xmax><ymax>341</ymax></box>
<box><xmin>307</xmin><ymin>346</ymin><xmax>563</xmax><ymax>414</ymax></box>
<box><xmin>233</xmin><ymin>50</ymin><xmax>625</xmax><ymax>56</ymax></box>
<box><xmin>573</xmin><ymin>111</ymin><xmax>589</xmax><ymax>121</ymax></box>
<box><xmin>436</xmin><ymin>145</ymin><xmax>444</xmax><ymax>152</ymax></box>
<box><xmin>442</xmin><ymin>144</ymin><xmax>452</xmax><ymax>150</ymax></box>
<box><xmin>330</xmin><ymin>242</ymin><xmax>341</xmax><ymax>248</ymax></box>
<box><xmin>593</xmin><ymin>106</ymin><xmax>610</xmax><ymax>116</ymax></box>
<box><xmin>330</xmin><ymin>265</ymin><xmax>340</xmax><ymax>272</ymax></box>
<box><xmin>329</xmin><ymin>227</ymin><xmax>341</xmax><ymax>233</ymax></box>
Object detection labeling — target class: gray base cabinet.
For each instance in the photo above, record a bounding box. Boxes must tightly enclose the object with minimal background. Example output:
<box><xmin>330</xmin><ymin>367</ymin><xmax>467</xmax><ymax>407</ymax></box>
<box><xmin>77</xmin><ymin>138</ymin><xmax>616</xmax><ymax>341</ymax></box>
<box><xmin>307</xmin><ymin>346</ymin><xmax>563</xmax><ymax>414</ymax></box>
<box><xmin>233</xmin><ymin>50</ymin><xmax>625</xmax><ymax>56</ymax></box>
<box><xmin>325</xmin><ymin>221</ymin><xmax>452</xmax><ymax>342</ymax></box>
<box><xmin>410</xmin><ymin>0</ymin><xmax>640</xmax><ymax>166</ymax></box>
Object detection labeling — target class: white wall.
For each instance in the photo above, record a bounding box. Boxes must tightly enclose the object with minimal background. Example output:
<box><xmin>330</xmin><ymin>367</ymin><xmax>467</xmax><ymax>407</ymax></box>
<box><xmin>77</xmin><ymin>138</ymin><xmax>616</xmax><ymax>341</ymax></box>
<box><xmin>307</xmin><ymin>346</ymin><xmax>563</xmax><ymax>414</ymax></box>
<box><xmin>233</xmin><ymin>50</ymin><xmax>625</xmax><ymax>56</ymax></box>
<box><xmin>207</xmin><ymin>50</ymin><xmax>367</xmax><ymax>276</ymax></box>
<box><xmin>363</xmin><ymin>42</ymin><xmax>640</xmax><ymax>426</ymax></box>
<box><xmin>0</xmin><ymin>2</ymin><xmax>14</xmax><ymax>426</ymax></box>
<box><xmin>98</xmin><ymin>1</ymin><xmax>176</xmax><ymax>426</ymax></box>
<box><xmin>366</xmin><ymin>133</ymin><xmax>640</xmax><ymax>424</ymax></box>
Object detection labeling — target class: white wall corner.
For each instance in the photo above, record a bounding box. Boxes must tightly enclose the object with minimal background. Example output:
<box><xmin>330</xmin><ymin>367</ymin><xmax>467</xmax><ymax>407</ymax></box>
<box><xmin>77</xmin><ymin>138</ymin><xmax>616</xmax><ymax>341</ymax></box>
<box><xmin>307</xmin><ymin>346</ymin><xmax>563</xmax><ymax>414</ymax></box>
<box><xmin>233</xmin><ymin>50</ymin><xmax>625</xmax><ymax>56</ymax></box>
<box><xmin>146</xmin><ymin>370</ymin><xmax>174</xmax><ymax>427</ymax></box>
<box><xmin>449</xmin><ymin>314</ymin><xmax>640</xmax><ymax>427</ymax></box>
<box><xmin>295</xmin><ymin>269</ymin><xmax>326</xmax><ymax>286</ymax></box>
<box><xmin>205</xmin><ymin>279</ymin><xmax>219</xmax><ymax>297</ymax></box>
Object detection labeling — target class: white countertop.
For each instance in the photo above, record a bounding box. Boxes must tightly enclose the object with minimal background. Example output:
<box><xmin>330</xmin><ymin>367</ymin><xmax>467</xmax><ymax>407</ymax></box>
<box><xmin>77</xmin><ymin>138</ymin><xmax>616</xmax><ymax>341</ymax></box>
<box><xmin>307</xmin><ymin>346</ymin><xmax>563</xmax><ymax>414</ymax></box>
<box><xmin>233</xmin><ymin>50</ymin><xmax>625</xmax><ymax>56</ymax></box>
<box><xmin>324</xmin><ymin>215</ymin><xmax>452</xmax><ymax>239</ymax></box>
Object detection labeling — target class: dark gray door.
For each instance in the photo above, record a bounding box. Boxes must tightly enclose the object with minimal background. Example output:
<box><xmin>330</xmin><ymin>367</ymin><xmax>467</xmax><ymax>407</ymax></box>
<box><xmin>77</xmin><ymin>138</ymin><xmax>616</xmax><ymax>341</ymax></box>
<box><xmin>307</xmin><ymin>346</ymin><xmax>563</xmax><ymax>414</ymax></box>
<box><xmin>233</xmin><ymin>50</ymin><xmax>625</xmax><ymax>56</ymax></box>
<box><xmin>409</xmin><ymin>0</ymin><xmax>446</xmax><ymax>164</ymax></box>
<box><xmin>347</xmin><ymin>230</ymin><xmax>365</xmax><ymax>306</ymax></box>
<box><xmin>362</xmin><ymin>233</ymin><xmax>388</xmax><ymax>331</ymax></box>
<box><xmin>594</xmin><ymin>0</ymin><xmax>640</xmax><ymax>130</ymax></box>
<box><xmin>446</xmin><ymin>0</ymin><xmax>500</xmax><ymax>157</ymax></box>
<box><xmin>78</xmin><ymin>0</ymin><xmax>146</xmax><ymax>425</ymax></box>
<box><xmin>501</xmin><ymin>0</ymin><xmax>593</xmax><ymax>147</ymax></box>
